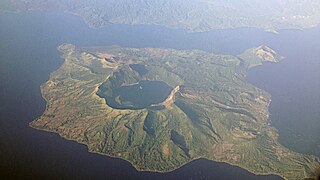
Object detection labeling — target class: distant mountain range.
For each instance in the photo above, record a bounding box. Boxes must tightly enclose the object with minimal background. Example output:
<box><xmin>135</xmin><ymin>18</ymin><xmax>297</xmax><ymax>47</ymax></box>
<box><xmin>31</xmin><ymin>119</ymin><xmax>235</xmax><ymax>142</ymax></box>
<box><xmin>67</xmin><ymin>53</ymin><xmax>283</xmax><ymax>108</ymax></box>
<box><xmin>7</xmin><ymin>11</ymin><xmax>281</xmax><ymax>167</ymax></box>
<box><xmin>2</xmin><ymin>0</ymin><xmax>320</xmax><ymax>32</ymax></box>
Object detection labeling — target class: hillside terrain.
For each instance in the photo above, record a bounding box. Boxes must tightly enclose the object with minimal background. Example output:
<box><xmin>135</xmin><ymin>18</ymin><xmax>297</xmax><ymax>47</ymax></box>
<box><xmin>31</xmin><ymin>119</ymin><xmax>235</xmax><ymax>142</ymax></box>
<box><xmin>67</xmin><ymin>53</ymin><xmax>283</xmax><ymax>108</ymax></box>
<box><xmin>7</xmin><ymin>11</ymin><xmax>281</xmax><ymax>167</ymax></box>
<box><xmin>2</xmin><ymin>0</ymin><xmax>320</xmax><ymax>32</ymax></box>
<box><xmin>30</xmin><ymin>44</ymin><xmax>320</xmax><ymax>179</ymax></box>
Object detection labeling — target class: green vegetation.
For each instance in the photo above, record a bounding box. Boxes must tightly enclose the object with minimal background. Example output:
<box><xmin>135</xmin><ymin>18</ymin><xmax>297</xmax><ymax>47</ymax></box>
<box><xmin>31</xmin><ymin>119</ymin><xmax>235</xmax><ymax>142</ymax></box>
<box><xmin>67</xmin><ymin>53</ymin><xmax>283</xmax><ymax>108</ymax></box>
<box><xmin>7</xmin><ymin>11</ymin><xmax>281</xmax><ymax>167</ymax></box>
<box><xmin>30</xmin><ymin>44</ymin><xmax>320</xmax><ymax>179</ymax></box>
<box><xmin>2</xmin><ymin>0</ymin><xmax>320</xmax><ymax>32</ymax></box>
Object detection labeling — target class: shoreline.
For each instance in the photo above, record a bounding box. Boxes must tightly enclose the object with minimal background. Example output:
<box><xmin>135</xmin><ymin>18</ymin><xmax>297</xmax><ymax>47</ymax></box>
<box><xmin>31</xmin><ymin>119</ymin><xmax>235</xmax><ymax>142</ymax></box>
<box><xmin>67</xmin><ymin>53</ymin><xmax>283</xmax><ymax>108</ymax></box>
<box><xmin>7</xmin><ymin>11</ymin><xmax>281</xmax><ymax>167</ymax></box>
<box><xmin>29</xmin><ymin>43</ymin><xmax>318</xmax><ymax>180</ymax></box>
<box><xmin>1</xmin><ymin>10</ymin><xmax>318</xmax><ymax>35</ymax></box>
<box><xmin>29</xmin><ymin>123</ymin><xmax>285</xmax><ymax>179</ymax></box>
<box><xmin>30</xmin><ymin>45</ymin><xmax>284</xmax><ymax>178</ymax></box>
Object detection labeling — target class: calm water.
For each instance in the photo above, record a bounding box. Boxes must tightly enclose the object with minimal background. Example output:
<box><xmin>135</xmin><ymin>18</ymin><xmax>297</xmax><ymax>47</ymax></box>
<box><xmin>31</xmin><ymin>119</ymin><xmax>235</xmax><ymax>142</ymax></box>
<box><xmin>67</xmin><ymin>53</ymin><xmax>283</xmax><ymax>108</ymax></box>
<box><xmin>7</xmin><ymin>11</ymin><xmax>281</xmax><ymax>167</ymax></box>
<box><xmin>106</xmin><ymin>80</ymin><xmax>173</xmax><ymax>110</ymax></box>
<box><xmin>0</xmin><ymin>12</ymin><xmax>319</xmax><ymax>179</ymax></box>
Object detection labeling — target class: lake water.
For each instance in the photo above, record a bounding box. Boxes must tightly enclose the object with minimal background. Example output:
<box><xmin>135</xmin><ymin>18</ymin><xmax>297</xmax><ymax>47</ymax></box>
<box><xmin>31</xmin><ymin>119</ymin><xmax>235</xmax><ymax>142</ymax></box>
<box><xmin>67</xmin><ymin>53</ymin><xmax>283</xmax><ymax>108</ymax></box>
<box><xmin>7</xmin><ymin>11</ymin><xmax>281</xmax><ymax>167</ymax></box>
<box><xmin>0</xmin><ymin>12</ymin><xmax>319</xmax><ymax>179</ymax></box>
<box><xmin>105</xmin><ymin>80</ymin><xmax>173</xmax><ymax>110</ymax></box>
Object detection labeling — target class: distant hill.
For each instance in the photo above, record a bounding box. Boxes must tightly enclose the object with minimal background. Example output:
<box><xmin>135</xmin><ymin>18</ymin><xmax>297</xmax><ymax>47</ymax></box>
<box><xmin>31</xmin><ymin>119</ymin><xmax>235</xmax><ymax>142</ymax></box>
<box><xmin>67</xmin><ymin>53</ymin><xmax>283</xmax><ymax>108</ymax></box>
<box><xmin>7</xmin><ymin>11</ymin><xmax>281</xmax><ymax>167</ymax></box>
<box><xmin>2</xmin><ymin>0</ymin><xmax>320</xmax><ymax>32</ymax></box>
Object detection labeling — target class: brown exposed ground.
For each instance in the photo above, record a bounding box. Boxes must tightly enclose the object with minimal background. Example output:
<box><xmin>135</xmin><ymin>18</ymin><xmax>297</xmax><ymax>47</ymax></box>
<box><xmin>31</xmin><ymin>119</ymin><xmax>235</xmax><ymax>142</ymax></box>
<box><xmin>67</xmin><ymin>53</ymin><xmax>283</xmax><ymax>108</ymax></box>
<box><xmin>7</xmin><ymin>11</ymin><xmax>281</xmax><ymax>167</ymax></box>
<box><xmin>256</xmin><ymin>46</ymin><xmax>278</xmax><ymax>62</ymax></box>
<box><xmin>96</xmin><ymin>52</ymin><xmax>114</xmax><ymax>59</ymax></box>
<box><xmin>160</xmin><ymin>86</ymin><xmax>180</xmax><ymax>107</ymax></box>
<box><xmin>162</xmin><ymin>143</ymin><xmax>170</xmax><ymax>157</ymax></box>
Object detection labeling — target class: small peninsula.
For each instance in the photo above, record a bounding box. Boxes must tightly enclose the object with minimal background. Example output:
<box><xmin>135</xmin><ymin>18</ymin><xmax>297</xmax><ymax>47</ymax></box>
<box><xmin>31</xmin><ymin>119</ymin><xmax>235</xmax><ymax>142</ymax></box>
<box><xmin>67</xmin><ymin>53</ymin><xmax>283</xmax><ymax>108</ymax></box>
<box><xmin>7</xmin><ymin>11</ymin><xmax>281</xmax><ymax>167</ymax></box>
<box><xmin>30</xmin><ymin>44</ymin><xmax>320</xmax><ymax>179</ymax></box>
